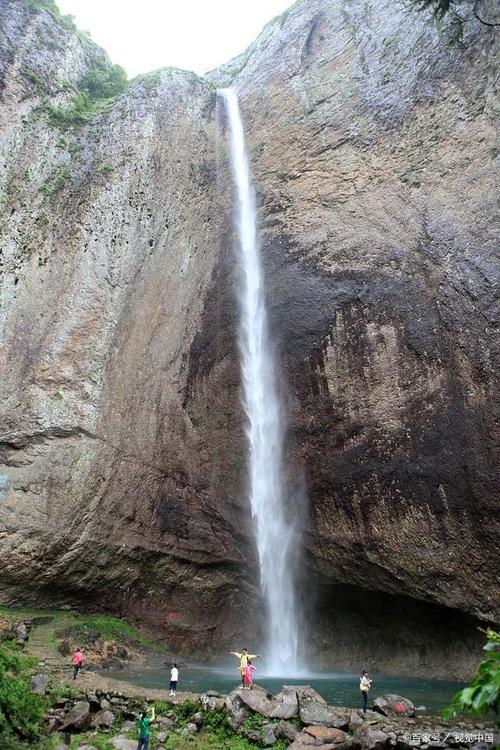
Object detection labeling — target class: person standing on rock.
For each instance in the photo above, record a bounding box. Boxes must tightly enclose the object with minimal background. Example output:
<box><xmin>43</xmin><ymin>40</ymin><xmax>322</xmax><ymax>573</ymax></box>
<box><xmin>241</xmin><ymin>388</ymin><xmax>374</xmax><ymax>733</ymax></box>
<box><xmin>360</xmin><ymin>670</ymin><xmax>372</xmax><ymax>715</ymax></box>
<box><xmin>136</xmin><ymin>704</ymin><xmax>155</xmax><ymax>750</ymax></box>
<box><xmin>243</xmin><ymin>659</ymin><xmax>256</xmax><ymax>689</ymax></box>
<box><xmin>169</xmin><ymin>662</ymin><xmax>179</xmax><ymax>696</ymax></box>
<box><xmin>229</xmin><ymin>648</ymin><xmax>261</xmax><ymax>686</ymax></box>
<box><xmin>71</xmin><ymin>647</ymin><xmax>84</xmax><ymax>680</ymax></box>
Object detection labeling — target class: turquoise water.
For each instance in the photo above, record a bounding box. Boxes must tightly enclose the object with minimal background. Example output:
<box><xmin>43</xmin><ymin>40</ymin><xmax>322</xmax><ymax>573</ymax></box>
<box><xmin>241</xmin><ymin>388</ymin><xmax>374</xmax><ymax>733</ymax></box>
<box><xmin>100</xmin><ymin>661</ymin><xmax>463</xmax><ymax>714</ymax></box>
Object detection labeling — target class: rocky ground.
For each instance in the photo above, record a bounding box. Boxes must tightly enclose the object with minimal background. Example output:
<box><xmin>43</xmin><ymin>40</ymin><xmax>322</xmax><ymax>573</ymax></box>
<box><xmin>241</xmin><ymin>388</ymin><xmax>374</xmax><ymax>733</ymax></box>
<box><xmin>2</xmin><ymin>611</ymin><xmax>497</xmax><ymax>750</ymax></box>
<box><xmin>31</xmin><ymin>679</ymin><xmax>499</xmax><ymax>750</ymax></box>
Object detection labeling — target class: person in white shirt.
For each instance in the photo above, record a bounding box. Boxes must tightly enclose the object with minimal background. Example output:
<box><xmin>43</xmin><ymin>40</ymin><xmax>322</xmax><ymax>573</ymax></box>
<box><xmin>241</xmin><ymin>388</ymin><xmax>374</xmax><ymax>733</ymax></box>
<box><xmin>169</xmin><ymin>663</ymin><xmax>179</xmax><ymax>696</ymax></box>
<box><xmin>359</xmin><ymin>670</ymin><xmax>372</xmax><ymax>715</ymax></box>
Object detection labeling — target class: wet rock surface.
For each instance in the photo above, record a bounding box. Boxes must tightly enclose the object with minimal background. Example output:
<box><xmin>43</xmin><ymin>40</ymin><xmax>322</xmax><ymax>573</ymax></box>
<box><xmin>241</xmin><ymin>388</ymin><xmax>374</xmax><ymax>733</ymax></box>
<box><xmin>0</xmin><ymin>0</ymin><xmax>498</xmax><ymax>675</ymax></box>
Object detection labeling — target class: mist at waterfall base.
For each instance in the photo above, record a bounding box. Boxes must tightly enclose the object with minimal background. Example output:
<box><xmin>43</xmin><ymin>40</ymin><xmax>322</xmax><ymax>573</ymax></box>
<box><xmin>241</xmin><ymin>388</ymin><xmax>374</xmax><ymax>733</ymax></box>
<box><xmin>219</xmin><ymin>88</ymin><xmax>304</xmax><ymax>678</ymax></box>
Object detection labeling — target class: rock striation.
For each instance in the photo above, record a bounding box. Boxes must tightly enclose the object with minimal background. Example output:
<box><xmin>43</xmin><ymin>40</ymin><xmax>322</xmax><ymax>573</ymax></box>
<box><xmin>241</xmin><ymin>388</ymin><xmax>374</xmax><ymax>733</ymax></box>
<box><xmin>0</xmin><ymin>0</ymin><xmax>498</xmax><ymax>677</ymax></box>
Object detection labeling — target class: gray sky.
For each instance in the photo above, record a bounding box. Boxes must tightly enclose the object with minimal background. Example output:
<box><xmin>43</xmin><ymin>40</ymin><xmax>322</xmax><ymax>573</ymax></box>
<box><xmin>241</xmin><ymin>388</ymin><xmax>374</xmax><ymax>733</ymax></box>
<box><xmin>56</xmin><ymin>0</ymin><xmax>293</xmax><ymax>77</ymax></box>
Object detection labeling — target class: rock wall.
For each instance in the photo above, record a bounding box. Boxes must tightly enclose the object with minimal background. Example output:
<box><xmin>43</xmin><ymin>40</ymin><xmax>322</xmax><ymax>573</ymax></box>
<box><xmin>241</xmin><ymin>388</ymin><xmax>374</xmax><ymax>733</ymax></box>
<box><xmin>0</xmin><ymin>0</ymin><xmax>498</xmax><ymax>678</ymax></box>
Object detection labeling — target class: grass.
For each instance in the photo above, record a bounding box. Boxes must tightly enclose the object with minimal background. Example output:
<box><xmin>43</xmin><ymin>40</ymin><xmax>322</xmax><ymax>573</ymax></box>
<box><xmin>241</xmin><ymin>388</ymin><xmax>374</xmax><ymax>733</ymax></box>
<box><xmin>52</xmin><ymin>613</ymin><xmax>157</xmax><ymax>654</ymax></box>
<box><xmin>0</xmin><ymin>606</ymin><xmax>60</xmax><ymax>620</ymax></box>
<box><xmin>0</xmin><ymin>607</ymin><xmax>156</xmax><ymax>651</ymax></box>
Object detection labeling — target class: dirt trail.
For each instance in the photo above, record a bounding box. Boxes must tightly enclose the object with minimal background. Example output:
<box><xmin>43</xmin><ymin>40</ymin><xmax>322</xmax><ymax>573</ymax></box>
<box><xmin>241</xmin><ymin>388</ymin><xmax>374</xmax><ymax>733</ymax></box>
<box><xmin>25</xmin><ymin>620</ymin><xmax>198</xmax><ymax>702</ymax></box>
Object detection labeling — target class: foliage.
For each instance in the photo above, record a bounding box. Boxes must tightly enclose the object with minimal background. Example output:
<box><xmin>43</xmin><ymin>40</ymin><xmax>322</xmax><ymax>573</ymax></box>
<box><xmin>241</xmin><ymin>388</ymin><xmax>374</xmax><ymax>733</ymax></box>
<box><xmin>25</xmin><ymin>0</ymin><xmax>76</xmax><ymax>31</ymax></box>
<box><xmin>443</xmin><ymin>629</ymin><xmax>499</xmax><ymax>720</ymax></box>
<box><xmin>171</xmin><ymin>698</ymin><xmax>200</xmax><ymax>726</ymax></box>
<box><xmin>80</xmin><ymin>65</ymin><xmax>128</xmax><ymax>100</ymax></box>
<box><xmin>47</xmin><ymin>64</ymin><xmax>128</xmax><ymax>125</ymax></box>
<box><xmin>201</xmin><ymin>708</ymin><xmax>231</xmax><ymax>736</ymax></box>
<box><xmin>47</xmin><ymin>91</ymin><xmax>110</xmax><ymax>126</ymax></box>
<box><xmin>241</xmin><ymin>712</ymin><xmax>266</xmax><ymax>730</ymax></box>
<box><xmin>56</xmin><ymin>613</ymin><xmax>151</xmax><ymax>647</ymax></box>
<box><xmin>0</xmin><ymin>645</ymin><xmax>48</xmax><ymax>749</ymax></box>
<box><xmin>48</xmin><ymin>684</ymin><xmax>84</xmax><ymax>703</ymax></box>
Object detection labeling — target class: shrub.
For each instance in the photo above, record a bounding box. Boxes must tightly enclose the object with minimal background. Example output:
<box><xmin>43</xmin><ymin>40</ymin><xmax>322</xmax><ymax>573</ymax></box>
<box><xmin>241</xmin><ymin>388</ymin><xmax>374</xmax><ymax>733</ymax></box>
<box><xmin>443</xmin><ymin>628</ymin><xmax>499</xmax><ymax>719</ymax></box>
<box><xmin>80</xmin><ymin>65</ymin><xmax>127</xmax><ymax>100</ymax></box>
<box><xmin>0</xmin><ymin>645</ymin><xmax>48</xmax><ymax>749</ymax></box>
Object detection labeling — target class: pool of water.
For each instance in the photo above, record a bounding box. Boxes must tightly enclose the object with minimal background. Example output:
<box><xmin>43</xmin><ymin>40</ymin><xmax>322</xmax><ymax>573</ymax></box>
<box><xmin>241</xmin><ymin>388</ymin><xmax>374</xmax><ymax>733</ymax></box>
<box><xmin>99</xmin><ymin>660</ymin><xmax>463</xmax><ymax>714</ymax></box>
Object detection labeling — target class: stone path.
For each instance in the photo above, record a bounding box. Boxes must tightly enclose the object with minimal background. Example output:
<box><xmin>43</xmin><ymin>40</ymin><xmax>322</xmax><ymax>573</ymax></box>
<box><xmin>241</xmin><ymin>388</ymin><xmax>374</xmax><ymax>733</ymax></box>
<box><xmin>27</xmin><ymin>622</ymin><xmax>71</xmax><ymax>672</ymax></box>
<box><xmin>24</xmin><ymin>621</ymin><xmax>198</xmax><ymax>701</ymax></box>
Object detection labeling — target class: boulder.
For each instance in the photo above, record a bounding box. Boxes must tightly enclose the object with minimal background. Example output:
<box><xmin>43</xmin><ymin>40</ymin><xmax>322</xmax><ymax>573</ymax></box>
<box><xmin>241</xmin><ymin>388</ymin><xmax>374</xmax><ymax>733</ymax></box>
<box><xmin>15</xmin><ymin>622</ymin><xmax>28</xmax><ymax>642</ymax></box>
<box><xmin>46</xmin><ymin>716</ymin><xmax>63</xmax><ymax>733</ymax></box>
<box><xmin>182</xmin><ymin>721</ymin><xmax>198</xmax><ymax>734</ymax></box>
<box><xmin>92</xmin><ymin>709</ymin><xmax>115</xmax><ymax>727</ymax></box>
<box><xmin>297</xmin><ymin>686</ymin><xmax>328</xmax><ymax>705</ymax></box>
<box><xmin>77</xmin><ymin>746</ymin><xmax>99</xmax><ymax>750</ymax></box>
<box><xmin>276</xmin><ymin>719</ymin><xmax>299</xmax><ymax>741</ymax></box>
<box><xmin>191</xmin><ymin>710</ymin><xmax>203</xmax><ymax>726</ymax></box>
<box><xmin>241</xmin><ymin>728</ymin><xmax>262</xmax><ymax>742</ymax></box>
<box><xmin>304</xmin><ymin>726</ymin><xmax>350</xmax><ymax>743</ymax></box>
<box><xmin>87</xmin><ymin>693</ymin><xmax>100</xmax><ymax>710</ymax></box>
<box><xmin>270</xmin><ymin>685</ymin><xmax>301</xmax><ymax>719</ymax></box>
<box><xmin>30</xmin><ymin>674</ymin><xmax>48</xmax><ymax>694</ymax></box>
<box><xmin>235</xmin><ymin>684</ymin><xmax>279</xmax><ymax>717</ymax></box>
<box><xmin>355</xmin><ymin>710</ymin><xmax>383</xmax><ymax>724</ymax></box>
<box><xmin>111</xmin><ymin>738</ymin><xmax>137</xmax><ymax>750</ymax></box>
<box><xmin>121</xmin><ymin>720</ymin><xmax>136</xmax><ymax>732</ymax></box>
<box><xmin>262</xmin><ymin>722</ymin><xmax>278</xmax><ymax>746</ymax></box>
<box><xmin>356</xmin><ymin>724</ymin><xmax>389</xmax><ymax>750</ymax></box>
<box><xmin>157</xmin><ymin>731</ymin><xmax>168</xmax><ymax>743</ymax></box>
<box><xmin>349</xmin><ymin>710</ymin><xmax>364</xmax><ymax>729</ymax></box>
<box><xmin>300</xmin><ymin>697</ymin><xmax>348</xmax><ymax>727</ymax></box>
<box><xmin>225</xmin><ymin>688</ymin><xmax>253</xmax><ymax>729</ymax></box>
<box><xmin>100</xmin><ymin>698</ymin><xmax>111</xmax><ymax>710</ymax></box>
<box><xmin>288</xmin><ymin>731</ymin><xmax>319</xmax><ymax>749</ymax></box>
<box><xmin>60</xmin><ymin>701</ymin><xmax>91</xmax><ymax>732</ymax></box>
<box><xmin>373</xmin><ymin>695</ymin><xmax>415</xmax><ymax>718</ymax></box>
<box><xmin>201</xmin><ymin>693</ymin><xmax>226</xmax><ymax>711</ymax></box>
<box><xmin>156</xmin><ymin>715</ymin><xmax>176</xmax><ymax>730</ymax></box>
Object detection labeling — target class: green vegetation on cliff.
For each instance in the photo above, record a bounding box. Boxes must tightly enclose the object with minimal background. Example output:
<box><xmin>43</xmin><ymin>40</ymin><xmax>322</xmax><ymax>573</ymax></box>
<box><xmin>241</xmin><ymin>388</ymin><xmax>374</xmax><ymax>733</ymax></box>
<box><xmin>47</xmin><ymin>64</ymin><xmax>128</xmax><ymax>126</ymax></box>
<box><xmin>25</xmin><ymin>0</ymin><xmax>77</xmax><ymax>31</ymax></box>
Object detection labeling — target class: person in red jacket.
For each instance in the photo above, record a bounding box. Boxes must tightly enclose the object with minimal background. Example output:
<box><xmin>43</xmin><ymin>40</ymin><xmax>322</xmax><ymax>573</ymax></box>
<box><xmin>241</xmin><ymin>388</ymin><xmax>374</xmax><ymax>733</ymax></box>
<box><xmin>71</xmin><ymin>647</ymin><xmax>84</xmax><ymax>679</ymax></box>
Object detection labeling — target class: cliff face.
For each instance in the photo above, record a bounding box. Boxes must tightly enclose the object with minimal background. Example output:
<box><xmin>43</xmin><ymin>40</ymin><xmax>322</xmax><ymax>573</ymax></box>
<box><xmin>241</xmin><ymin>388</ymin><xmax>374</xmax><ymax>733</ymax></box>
<box><xmin>0</xmin><ymin>0</ymin><xmax>498</xmax><ymax>678</ymax></box>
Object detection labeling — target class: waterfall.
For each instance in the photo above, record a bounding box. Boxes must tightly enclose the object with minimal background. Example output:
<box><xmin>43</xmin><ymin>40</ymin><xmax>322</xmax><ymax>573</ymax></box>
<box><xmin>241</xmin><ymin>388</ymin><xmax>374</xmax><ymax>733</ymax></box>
<box><xmin>219</xmin><ymin>88</ymin><xmax>300</xmax><ymax>675</ymax></box>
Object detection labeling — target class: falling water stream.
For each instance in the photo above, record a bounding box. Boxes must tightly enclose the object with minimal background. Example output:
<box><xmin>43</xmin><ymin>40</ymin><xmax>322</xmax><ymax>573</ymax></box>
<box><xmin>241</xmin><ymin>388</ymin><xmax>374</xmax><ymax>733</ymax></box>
<box><xmin>219</xmin><ymin>88</ymin><xmax>300</xmax><ymax>675</ymax></box>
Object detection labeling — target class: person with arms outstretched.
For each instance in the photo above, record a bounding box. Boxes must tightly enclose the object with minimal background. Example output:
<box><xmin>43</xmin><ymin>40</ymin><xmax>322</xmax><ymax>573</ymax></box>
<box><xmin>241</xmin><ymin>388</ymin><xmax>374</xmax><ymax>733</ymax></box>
<box><xmin>229</xmin><ymin>648</ymin><xmax>261</xmax><ymax>686</ymax></box>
